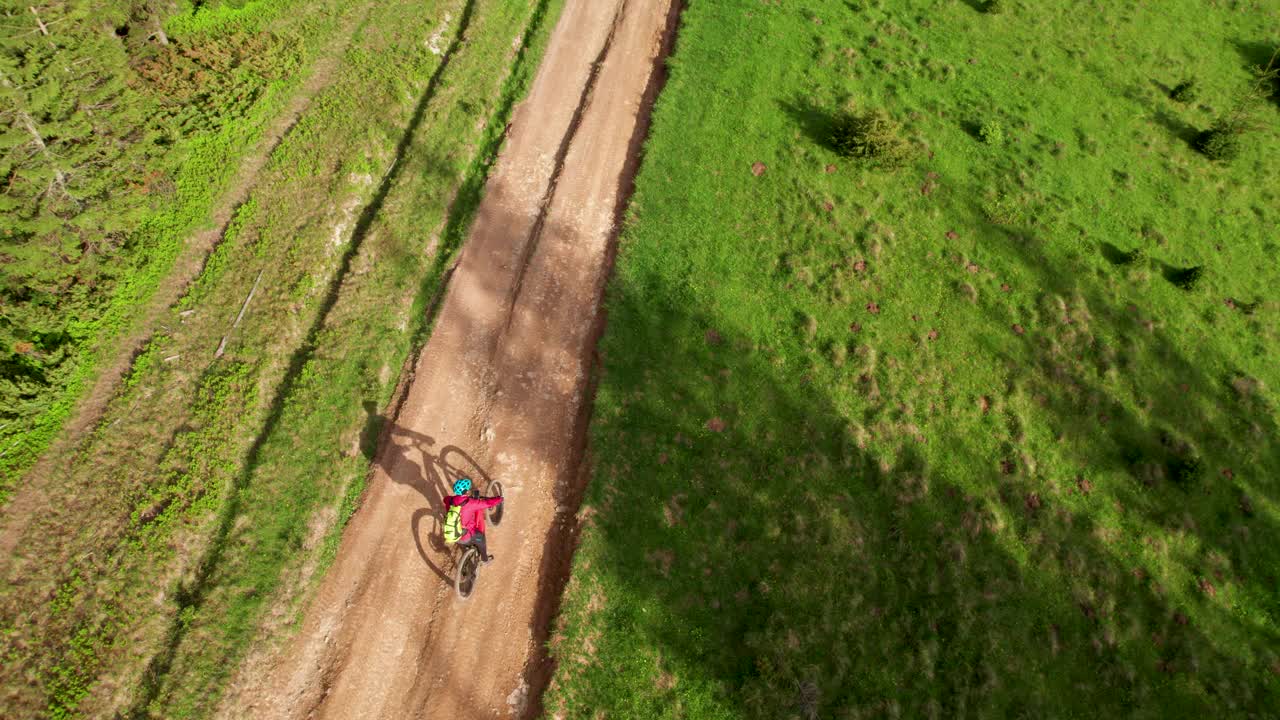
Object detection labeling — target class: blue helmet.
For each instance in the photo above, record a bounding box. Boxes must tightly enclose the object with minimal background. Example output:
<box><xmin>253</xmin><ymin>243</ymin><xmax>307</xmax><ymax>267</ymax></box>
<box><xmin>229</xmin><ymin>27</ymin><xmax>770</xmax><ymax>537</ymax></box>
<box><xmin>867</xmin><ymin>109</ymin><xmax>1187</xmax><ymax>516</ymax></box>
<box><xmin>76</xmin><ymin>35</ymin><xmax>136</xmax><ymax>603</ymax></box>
<box><xmin>452</xmin><ymin>477</ymin><xmax>473</xmax><ymax>495</ymax></box>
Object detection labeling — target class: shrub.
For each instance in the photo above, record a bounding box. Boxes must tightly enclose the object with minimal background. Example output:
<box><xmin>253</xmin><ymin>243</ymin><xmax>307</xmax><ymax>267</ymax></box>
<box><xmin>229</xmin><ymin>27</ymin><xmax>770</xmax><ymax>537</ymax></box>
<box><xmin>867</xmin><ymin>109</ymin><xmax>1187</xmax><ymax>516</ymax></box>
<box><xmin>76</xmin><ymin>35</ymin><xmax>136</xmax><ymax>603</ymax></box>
<box><xmin>981</xmin><ymin>191</ymin><xmax>1021</xmax><ymax>225</ymax></box>
<box><xmin>1193</xmin><ymin>121</ymin><xmax>1243</xmax><ymax>161</ymax></box>
<box><xmin>830</xmin><ymin>109</ymin><xmax>913</xmax><ymax>166</ymax></box>
<box><xmin>982</xmin><ymin>0</ymin><xmax>1004</xmax><ymax>13</ymax></box>
<box><xmin>979</xmin><ymin>119</ymin><xmax>1005</xmax><ymax>146</ymax></box>
<box><xmin>1169</xmin><ymin>79</ymin><xmax>1198</xmax><ymax>103</ymax></box>
<box><xmin>1192</xmin><ymin>53</ymin><xmax>1276</xmax><ymax>161</ymax></box>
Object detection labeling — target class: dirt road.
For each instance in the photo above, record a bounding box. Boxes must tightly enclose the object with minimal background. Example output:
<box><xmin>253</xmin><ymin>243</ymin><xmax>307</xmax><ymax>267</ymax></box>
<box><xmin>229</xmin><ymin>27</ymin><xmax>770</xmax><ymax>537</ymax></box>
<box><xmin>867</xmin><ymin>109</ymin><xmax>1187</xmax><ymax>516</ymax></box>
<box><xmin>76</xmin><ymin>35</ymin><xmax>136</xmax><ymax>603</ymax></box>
<box><xmin>219</xmin><ymin>0</ymin><xmax>679</xmax><ymax>717</ymax></box>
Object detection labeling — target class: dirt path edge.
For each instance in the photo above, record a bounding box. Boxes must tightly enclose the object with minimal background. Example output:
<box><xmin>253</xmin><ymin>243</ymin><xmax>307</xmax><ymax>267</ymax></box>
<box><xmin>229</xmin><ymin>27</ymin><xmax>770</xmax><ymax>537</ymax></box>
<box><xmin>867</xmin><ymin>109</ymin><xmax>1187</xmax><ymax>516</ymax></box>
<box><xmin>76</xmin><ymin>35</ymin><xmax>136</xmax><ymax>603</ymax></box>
<box><xmin>517</xmin><ymin>1</ymin><xmax>686</xmax><ymax>715</ymax></box>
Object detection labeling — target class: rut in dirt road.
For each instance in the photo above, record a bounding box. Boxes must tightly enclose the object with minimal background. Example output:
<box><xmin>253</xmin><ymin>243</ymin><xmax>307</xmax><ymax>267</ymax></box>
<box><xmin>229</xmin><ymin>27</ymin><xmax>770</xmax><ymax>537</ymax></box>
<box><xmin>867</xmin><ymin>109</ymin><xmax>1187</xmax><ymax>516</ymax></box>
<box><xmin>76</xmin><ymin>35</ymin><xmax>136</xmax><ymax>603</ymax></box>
<box><xmin>218</xmin><ymin>0</ymin><xmax>682</xmax><ymax>718</ymax></box>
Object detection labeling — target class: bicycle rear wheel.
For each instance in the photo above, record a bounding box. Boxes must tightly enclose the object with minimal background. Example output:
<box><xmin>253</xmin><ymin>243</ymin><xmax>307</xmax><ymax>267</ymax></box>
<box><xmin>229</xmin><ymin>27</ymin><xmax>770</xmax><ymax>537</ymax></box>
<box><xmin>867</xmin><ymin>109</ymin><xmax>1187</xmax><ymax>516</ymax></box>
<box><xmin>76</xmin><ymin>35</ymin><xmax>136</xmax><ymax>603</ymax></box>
<box><xmin>488</xmin><ymin>481</ymin><xmax>505</xmax><ymax>526</ymax></box>
<box><xmin>455</xmin><ymin>547</ymin><xmax>481</xmax><ymax>600</ymax></box>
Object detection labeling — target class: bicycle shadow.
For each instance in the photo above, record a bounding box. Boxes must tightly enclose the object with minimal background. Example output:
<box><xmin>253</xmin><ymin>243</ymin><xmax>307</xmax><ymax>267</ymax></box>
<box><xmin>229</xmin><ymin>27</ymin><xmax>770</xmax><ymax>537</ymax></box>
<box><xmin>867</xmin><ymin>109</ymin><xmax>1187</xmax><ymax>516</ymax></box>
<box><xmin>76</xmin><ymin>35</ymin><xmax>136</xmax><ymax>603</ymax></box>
<box><xmin>376</xmin><ymin>421</ymin><xmax>497</xmax><ymax>586</ymax></box>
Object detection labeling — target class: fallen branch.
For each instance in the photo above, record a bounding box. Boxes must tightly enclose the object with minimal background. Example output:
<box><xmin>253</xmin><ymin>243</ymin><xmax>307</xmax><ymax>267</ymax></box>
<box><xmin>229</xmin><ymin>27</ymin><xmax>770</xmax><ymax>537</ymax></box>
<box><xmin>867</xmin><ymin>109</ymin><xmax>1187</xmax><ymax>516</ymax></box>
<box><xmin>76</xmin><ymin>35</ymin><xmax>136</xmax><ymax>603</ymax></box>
<box><xmin>29</xmin><ymin>6</ymin><xmax>48</xmax><ymax>36</ymax></box>
<box><xmin>19</xmin><ymin>111</ymin><xmax>70</xmax><ymax>199</ymax></box>
<box><xmin>215</xmin><ymin>270</ymin><xmax>263</xmax><ymax>358</ymax></box>
<box><xmin>151</xmin><ymin>17</ymin><xmax>169</xmax><ymax>45</ymax></box>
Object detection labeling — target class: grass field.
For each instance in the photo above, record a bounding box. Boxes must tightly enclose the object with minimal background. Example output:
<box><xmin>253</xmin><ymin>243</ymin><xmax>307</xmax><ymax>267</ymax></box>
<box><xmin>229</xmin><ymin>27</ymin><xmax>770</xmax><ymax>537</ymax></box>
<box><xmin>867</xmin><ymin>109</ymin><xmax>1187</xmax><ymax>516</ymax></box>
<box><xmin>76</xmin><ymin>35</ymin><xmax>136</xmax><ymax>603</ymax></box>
<box><xmin>0</xmin><ymin>0</ymin><xmax>561</xmax><ymax>717</ymax></box>
<box><xmin>546</xmin><ymin>1</ymin><xmax>1280</xmax><ymax>718</ymax></box>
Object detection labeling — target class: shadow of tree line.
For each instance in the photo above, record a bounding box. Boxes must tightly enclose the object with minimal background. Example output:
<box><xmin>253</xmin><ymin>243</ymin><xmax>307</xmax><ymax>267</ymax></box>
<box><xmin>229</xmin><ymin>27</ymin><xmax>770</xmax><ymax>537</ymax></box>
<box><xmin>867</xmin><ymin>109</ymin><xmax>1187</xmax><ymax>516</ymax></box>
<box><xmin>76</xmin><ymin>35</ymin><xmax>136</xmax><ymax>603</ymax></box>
<box><xmin>546</xmin><ymin>242</ymin><xmax>1278</xmax><ymax>718</ymax></box>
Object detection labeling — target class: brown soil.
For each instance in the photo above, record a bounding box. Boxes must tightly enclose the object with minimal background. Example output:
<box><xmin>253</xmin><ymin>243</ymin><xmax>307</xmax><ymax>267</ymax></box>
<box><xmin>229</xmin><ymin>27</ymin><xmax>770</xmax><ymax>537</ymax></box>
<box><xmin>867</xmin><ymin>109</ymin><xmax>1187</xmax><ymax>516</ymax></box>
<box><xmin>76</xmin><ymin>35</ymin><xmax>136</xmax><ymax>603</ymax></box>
<box><xmin>1025</xmin><ymin>492</ymin><xmax>1042</xmax><ymax>512</ymax></box>
<box><xmin>217</xmin><ymin>1</ymin><xmax>680</xmax><ymax>718</ymax></box>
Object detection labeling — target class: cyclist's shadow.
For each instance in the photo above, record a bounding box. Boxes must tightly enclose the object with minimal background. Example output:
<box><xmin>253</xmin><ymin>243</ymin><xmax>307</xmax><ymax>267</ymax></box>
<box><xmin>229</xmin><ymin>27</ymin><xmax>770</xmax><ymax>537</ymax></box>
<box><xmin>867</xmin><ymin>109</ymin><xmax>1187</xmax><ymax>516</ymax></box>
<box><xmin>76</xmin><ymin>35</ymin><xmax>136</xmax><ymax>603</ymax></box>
<box><xmin>380</xmin><ymin>424</ymin><xmax>494</xmax><ymax>586</ymax></box>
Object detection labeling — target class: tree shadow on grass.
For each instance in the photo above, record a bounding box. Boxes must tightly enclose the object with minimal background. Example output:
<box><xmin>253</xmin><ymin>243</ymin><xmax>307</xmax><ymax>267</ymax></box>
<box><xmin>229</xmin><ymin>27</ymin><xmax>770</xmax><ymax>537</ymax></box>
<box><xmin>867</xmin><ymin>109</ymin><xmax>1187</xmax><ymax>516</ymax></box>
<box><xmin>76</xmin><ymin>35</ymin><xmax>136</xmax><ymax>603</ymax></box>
<box><xmin>547</xmin><ymin>261</ymin><xmax>1279</xmax><ymax>718</ymax></box>
<box><xmin>1099</xmin><ymin>240</ymin><xmax>1142</xmax><ymax>266</ymax></box>
<box><xmin>1232</xmin><ymin>40</ymin><xmax>1278</xmax><ymax>75</ymax></box>
<box><xmin>1148</xmin><ymin>105</ymin><xmax>1200</xmax><ymax>149</ymax></box>
<box><xmin>959</xmin><ymin>118</ymin><xmax>985</xmax><ymax>142</ymax></box>
<box><xmin>969</xmin><ymin>219</ymin><xmax>1280</xmax><ymax>663</ymax></box>
<box><xmin>1149</xmin><ymin>78</ymin><xmax>1174</xmax><ymax>97</ymax></box>
<box><xmin>778</xmin><ymin>98</ymin><xmax>837</xmax><ymax>154</ymax></box>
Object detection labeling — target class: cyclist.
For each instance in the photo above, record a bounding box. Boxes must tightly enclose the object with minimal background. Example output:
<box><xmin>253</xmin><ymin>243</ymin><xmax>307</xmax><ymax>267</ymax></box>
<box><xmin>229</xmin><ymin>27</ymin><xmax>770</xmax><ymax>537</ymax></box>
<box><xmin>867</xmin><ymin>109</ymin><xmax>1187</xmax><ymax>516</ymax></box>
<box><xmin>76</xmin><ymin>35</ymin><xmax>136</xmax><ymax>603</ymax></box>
<box><xmin>443</xmin><ymin>477</ymin><xmax>503</xmax><ymax>563</ymax></box>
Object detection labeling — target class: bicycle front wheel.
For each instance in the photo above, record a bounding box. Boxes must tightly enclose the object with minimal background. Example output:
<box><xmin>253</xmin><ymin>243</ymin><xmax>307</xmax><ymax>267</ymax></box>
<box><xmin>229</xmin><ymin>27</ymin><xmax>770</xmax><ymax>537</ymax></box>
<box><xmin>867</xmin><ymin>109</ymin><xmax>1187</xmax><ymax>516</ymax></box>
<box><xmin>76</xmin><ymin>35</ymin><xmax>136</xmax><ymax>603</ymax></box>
<box><xmin>488</xmin><ymin>481</ymin><xmax>505</xmax><ymax>527</ymax></box>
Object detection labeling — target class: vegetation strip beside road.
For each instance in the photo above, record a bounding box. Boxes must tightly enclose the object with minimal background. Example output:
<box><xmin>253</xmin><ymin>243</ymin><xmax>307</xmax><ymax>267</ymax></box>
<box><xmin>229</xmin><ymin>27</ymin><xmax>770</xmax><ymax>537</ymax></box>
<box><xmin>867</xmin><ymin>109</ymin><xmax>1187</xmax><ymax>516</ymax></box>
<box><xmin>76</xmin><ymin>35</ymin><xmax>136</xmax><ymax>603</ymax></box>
<box><xmin>545</xmin><ymin>1</ymin><xmax>1278</xmax><ymax>718</ymax></box>
<box><xmin>1</xmin><ymin>0</ymin><xmax>366</xmax><ymax>498</ymax></box>
<box><xmin>0</xmin><ymin>0</ymin><xmax>561</xmax><ymax>717</ymax></box>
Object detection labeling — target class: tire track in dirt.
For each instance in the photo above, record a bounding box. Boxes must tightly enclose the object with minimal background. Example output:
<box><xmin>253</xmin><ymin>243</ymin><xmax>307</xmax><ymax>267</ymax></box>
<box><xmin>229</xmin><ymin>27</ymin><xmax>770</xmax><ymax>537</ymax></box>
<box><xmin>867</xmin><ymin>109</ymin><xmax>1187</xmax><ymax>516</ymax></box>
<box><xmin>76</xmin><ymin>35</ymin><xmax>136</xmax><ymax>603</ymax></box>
<box><xmin>223</xmin><ymin>0</ymin><xmax>680</xmax><ymax>717</ymax></box>
<box><xmin>0</xmin><ymin>0</ymin><xmax>372</xmax><ymax>551</ymax></box>
<box><xmin>497</xmin><ymin>0</ymin><xmax>626</xmax><ymax>343</ymax></box>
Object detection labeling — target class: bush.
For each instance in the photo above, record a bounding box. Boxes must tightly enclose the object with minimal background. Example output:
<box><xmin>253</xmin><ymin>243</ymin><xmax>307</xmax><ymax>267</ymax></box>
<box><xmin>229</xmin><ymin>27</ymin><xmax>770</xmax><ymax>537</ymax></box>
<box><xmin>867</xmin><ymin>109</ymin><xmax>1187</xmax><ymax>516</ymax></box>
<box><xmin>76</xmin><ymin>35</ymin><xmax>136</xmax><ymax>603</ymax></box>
<box><xmin>830</xmin><ymin>109</ymin><xmax>912</xmax><ymax>166</ymax></box>
<box><xmin>981</xmin><ymin>191</ymin><xmax>1021</xmax><ymax>225</ymax></box>
<box><xmin>979</xmin><ymin>119</ymin><xmax>1005</xmax><ymax>146</ymax></box>
<box><xmin>1193</xmin><ymin>121</ymin><xmax>1243</xmax><ymax>161</ymax></box>
<box><xmin>982</xmin><ymin>0</ymin><xmax>1004</xmax><ymax>13</ymax></box>
<box><xmin>1169</xmin><ymin>79</ymin><xmax>1198</xmax><ymax>103</ymax></box>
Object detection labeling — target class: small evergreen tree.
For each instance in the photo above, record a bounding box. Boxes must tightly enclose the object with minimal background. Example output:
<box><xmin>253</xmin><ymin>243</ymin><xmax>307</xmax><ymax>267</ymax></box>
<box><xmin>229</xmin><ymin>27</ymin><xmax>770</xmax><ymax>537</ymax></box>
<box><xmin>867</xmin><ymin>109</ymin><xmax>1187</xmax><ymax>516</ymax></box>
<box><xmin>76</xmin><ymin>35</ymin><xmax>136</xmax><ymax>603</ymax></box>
<box><xmin>1194</xmin><ymin>48</ymin><xmax>1279</xmax><ymax>162</ymax></box>
<box><xmin>830</xmin><ymin>108</ymin><xmax>912</xmax><ymax>166</ymax></box>
<box><xmin>979</xmin><ymin>119</ymin><xmax>1005</xmax><ymax>146</ymax></box>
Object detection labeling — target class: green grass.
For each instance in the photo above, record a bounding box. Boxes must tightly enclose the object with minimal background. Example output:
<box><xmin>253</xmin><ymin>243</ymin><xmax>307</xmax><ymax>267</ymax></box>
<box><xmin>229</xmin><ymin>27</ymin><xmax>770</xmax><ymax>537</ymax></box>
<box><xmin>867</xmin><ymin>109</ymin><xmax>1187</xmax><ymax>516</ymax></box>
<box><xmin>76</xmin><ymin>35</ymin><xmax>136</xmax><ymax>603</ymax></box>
<box><xmin>0</xmin><ymin>0</ymin><xmax>563</xmax><ymax>717</ymax></box>
<box><xmin>546</xmin><ymin>1</ymin><xmax>1280</xmax><ymax>718</ymax></box>
<box><xmin>0</xmin><ymin>0</ymin><xmax>362</xmax><ymax>498</ymax></box>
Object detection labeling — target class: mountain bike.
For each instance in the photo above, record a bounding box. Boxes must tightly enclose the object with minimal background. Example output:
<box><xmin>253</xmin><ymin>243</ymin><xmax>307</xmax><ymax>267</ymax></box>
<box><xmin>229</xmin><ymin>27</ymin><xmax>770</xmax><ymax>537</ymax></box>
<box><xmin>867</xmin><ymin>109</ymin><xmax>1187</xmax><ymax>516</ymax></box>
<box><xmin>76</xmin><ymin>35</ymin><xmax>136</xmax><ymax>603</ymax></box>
<box><xmin>454</xmin><ymin>481</ymin><xmax>504</xmax><ymax>600</ymax></box>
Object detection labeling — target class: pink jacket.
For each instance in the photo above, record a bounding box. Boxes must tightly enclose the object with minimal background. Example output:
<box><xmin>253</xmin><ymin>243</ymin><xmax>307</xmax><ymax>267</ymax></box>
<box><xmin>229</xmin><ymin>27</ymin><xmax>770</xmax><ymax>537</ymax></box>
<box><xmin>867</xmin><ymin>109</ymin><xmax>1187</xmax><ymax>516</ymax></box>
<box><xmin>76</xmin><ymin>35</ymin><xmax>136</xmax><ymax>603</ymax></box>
<box><xmin>444</xmin><ymin>494</ymin><xmax>502</xmax><ymax>540</ymax></box>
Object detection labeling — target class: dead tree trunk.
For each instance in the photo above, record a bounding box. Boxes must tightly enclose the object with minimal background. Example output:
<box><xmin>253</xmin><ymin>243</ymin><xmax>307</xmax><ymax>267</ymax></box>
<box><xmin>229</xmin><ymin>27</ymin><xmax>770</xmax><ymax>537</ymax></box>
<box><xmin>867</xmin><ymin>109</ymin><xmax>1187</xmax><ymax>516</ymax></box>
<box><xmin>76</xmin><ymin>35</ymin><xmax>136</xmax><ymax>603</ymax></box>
<box><xmin>17</xmin><ymin>110</ymin><xmax>71</xmax><ymax>200</ymax></box>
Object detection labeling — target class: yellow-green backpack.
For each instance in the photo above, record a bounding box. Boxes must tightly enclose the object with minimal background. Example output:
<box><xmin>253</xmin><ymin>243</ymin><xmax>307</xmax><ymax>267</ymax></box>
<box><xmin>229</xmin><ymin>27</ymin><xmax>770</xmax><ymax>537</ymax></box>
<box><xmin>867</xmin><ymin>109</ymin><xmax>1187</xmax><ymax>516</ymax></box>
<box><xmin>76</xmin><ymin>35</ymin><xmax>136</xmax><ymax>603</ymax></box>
<box><xmin>443</xmin><ymin>504</ymin><xmax>464</xmax><ymax>544</ymax></box>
